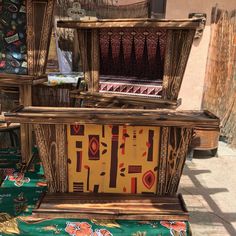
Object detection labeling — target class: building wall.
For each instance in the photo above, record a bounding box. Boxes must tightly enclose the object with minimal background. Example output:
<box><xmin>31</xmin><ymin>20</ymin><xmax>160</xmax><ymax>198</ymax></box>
<box><xmin>165</xmin><ymin>0</ymin><xmax>236</xmax><ymax>110</ymax></box>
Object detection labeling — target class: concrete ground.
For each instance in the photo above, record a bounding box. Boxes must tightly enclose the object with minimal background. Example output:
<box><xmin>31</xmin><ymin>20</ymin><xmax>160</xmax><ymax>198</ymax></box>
<box><xmin>179</xmin><ymin>141</ymin><xmax>236</xmax><ymax>235</ymax></box>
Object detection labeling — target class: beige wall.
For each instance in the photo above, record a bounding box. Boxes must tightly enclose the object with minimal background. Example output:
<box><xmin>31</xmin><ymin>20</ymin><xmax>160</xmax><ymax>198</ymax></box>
<box><xmin>165</xmin><ymin>0</ymin><xmax>236</xmax><ymax>110</ymax></box>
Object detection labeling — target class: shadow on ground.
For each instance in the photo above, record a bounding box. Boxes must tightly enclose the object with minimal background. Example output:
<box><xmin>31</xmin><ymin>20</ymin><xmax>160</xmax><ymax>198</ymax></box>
<box><xmin>180</xmin><ymin>154</ymin><xmax>236</xmax><ymax>235</ymax></box>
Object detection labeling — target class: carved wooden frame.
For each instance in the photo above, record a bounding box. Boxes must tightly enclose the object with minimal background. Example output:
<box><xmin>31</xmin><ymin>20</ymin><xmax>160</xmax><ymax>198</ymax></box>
<box><xmin>57</xmin><ymin>19</ymin><xmax>200</xmax><ymax>102</ymax></box>
<box><xmin>27</xmin><ymin>0</ymin><xmax>55</xmax><ymax>76</ymax></box>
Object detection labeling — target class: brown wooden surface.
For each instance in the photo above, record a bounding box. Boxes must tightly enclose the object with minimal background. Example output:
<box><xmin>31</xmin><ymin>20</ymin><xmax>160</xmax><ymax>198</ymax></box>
<box><xmin>57</xmin><ymin>18</ymin><xmax>201</xmax><ymax>29</ymax></box>
<box><xmin>191</xmin><ymin>127</ymin><xmax>220</xmax><ymax>150</ymax></box>
<box><xmin>19</xmin><ymin>85</ymin><xmax>32</xmax><ymax>163</ymax></box>
<box><xmin>70</xmin><ymin>91</ymin><xmax>181</xmax><ymax>109</ymax></box>
<box><xmin>34</xmin><ymin>123</ymin><xmax>68</xmax><ymax>192</ymax></box>
<box><xmin>33</xmin><ymin>193</ymin><xmax>189</xmax><ymax>220</ymax></box>
<box><xmin>5</xmin><ymin>106</ymin><xmax>220</xmax><ymax>128</ymax></box>
<box><xmin>59</xmin><ymin>18</ymin><xmax>198</xmax><ymax>101</ymax></box>
<box><xmin>0</xmin><ymin>74</ymin><xmax>47</xmax><ymax>86</ymax></box>
<box><xmin>157</xmin><ymin>127</ymin><xmax>192</xmax><ymax>195</ymax></box>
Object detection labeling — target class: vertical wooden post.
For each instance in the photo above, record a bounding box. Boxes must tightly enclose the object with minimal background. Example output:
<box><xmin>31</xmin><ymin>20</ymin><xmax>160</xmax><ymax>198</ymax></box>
<box><xmin>91</xmin><ymin>29</ymin><xmax>100</xmax><ymax>92</ymax></box>
<box><xmin>78</xmin><ymin>29</ymin><xmax>100</xmax><ymax>92</ymax></box>
<box><xmin>19</xmin><ymin>84</ymin><xmax>32</xmax><ymax>163</ymax></box>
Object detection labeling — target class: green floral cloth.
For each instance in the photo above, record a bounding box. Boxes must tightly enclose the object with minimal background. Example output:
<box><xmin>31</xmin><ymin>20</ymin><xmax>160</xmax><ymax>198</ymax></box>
<box><xmin>0</xmin><ymin>171</ymin><xmax>46</xmax><ymax>216</ymax></box>
<box><xmin>0</xmin><ymin>217</ymin><xmax>191</xmax><ymax>236</ymax></box>
<box><xmin>0</xmin><ymin>162</ymin><xmax>191</xmax><ymax>236</ymax></box>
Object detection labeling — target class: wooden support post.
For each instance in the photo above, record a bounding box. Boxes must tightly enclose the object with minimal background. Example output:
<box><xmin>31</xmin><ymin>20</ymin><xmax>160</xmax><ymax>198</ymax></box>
<box><xmin>19</xmin><ymin>85</ymin><xmax>32</xmax><ymax>163</ymax></box>
<box><xmin>91</xmin><ymin>29</ymin><xmax>100</xmax><ymax>92</ymax></box>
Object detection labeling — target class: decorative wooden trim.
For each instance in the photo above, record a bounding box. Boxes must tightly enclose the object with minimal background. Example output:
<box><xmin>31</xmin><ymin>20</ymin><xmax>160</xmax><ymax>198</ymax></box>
<box><xmin>157</xmin><ymin>127</ymin><xmax>168</xmax><ymax>195</ymax></box>
<box><xmin>57</xmin><ymin>18</ymin><xmax>201</xmax><ymax>29</ymax></box>
<box><xmin>26</xmin><ymin>0</ymin><xmax>34</xmax><ymax>75</ymax></box>
<box><xmin>34</xmin><ymin>124</ymin><xmax>68</xmax><ymax>192</ymax></box>
<box><xmin>162</xmin><ymin>29</ymin><xmax>196</xmax><ymax>100</ymax></box>
<box><xmin>157</xmin><ymin>127</ymin><xmax>193</xmax><ymax>195</ymax></box>
<box><xmin>37</xmin><ymin>0</ymin><xmax>55</xmax><ymax>75</ymax></box>
<box><xmin>27</xmin><ymin>0</ymin><xmax>55</xmax><ymax>76</ymax></box>
<box><xmin>5</xmin><ymin>106</ymin><xmax>220</xmax><ymax>128</ymax></box>
<box><xmin>91</xmin><ymin>29</ymin><xmax>100</xmax><ymax>92</ymax></box>
<box><xmin>162</xmin><ymin>30</ymin><xmax>172</xmax><ymax>98</ymax></box>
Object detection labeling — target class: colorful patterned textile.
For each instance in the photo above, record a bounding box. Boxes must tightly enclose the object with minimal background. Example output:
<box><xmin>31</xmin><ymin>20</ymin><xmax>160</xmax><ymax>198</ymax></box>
<box><xmin>100</xmin><ymin>79</ymin><xmax>162</xmax><ymax>96</ymax></box>
<box><xmin>0</xmin><ymin>217</ymin><xmax>191</xmax><ymax>236</ymax></box>
<box><xmin>0</xmin><ymin>169</ymin><xmax>191</xmax><ymax>235</ymax></box>
<box><xmin>0</xmin><ymin>167</ymin><xmax>46</xmax><ymax>216</ymax></box>
<box><xmin>99</xmin><ymin>28</ymin><xmax>166</xmax><ymax>80</ymax></box>
<box><xmin>0</xmin><ymin>148</ymin><xmax>21</xmax><ymax>183</ymax></box>
<box><xmin>0</xmin><ymin>0</ymin><xmax>27</xmax><ymax>74</ymax></box>
<box><xmin>68</xmin><ymin>124</ymin><xmax>160</xmax><ymax>194</ymax></box>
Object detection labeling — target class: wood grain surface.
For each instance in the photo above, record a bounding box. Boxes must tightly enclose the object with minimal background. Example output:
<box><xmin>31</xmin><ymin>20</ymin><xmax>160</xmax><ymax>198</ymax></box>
<box><xmin>33</xmin><ymin>193</ymin><xmax>189</xmax><ymax>220</ymax></box>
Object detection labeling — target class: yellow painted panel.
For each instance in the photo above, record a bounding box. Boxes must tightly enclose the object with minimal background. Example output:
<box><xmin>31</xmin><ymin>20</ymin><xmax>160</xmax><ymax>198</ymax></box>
<box><xmin>67</xmin><ymin>124</ymin><xmax>160</xmax><ymax>194</ymax></box>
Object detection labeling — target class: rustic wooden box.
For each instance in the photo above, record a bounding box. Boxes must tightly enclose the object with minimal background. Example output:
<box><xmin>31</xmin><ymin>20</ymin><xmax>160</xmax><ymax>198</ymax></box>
<box><xmin>5</xmin><ymin>107</ymin><xmax>219</xmax><ymax>220</ymax></box>
<box><xmin>57</xmin><ymin>18</ymin><xmax>201</xmax><ymax>109</ymax></box>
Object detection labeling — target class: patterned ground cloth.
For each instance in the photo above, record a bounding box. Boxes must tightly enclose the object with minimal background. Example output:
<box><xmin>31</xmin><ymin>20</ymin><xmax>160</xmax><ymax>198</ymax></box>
<box><xmin>0</xmin><ymin>217</ymin><xmax>191</xmax><ymax>236</ymax></box>
<box><xmin>0</xmin><ymin>155</ymin><xmax>191</xmax><ymax>236</ymax></box>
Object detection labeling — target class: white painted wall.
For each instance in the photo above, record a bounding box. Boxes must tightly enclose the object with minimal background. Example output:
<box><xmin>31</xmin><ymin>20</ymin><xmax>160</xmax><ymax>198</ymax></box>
<box><xmin>165</xmin><ymin>0</ymin><xmax>236</xmax><ymax>110</ymax></box>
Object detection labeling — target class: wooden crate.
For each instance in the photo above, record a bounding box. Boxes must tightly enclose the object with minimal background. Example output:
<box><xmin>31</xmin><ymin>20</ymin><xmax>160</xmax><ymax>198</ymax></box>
<box><xmin>57</xmin><ymin>18</ymin><xmax>201</xmax><ymax>107</ymax></box>
<box><xmin>5</xmin><ymin>107</ymin><xmax>219</xmax><ymax>219</ymax></box>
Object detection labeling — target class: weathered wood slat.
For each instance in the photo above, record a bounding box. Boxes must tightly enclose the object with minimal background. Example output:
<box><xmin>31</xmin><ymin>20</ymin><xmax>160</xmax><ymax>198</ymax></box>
<box><xmin>0</xmin><ymin>74</ymin><xmax>47</xmax><ymax>85</ymax></box>
<box><xmin>33</xmin><ymin>193</ymin><xmax>189</xmax><ymax>221</ymax></box>
<box><xmin>70</xmin><ymin>91</ymin><xmax>181</xmax><ymax>109</ymax></box>
<box><xmin>57</xmin><ymin>18</ymin><xmax>201</xmax><ymax>29</ymax></box>
<box><xmin>5</xmin><ymin>106</ymin><xmax>220</xmax><ymax>128</ymax></box>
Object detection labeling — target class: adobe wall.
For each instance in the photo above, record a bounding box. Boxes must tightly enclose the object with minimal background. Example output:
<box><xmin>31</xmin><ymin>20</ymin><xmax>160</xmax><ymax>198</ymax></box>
<box><xmin>165</xmin><ymin>0</ymin><xmax>236</xmax><ymax>110</ymax></box>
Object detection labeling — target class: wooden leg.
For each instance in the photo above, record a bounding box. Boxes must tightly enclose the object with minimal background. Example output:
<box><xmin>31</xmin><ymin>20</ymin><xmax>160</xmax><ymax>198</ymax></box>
<box><xmin>19</xmin><ymin>85</ymin><xmax>32</xmax><ymax>163</ymax></box>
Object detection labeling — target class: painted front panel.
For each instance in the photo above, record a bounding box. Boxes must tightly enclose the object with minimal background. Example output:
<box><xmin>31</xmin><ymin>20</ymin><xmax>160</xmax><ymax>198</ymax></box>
<box><xmin>0</xmin><ymin>0</ymin><xmax>27</xmax><ymax>74</ymax></box>
<box><xmin>68</xmin><ymin>124</ymin><xmax>160</xmax><ymax>194</ymax></box>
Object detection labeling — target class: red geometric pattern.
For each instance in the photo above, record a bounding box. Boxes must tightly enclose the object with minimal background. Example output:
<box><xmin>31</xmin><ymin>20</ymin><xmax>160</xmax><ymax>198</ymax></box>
<box><xmin>142</xmin><ymin>170</ymin><xmax>155</xmax><ymax>189</ymax></box>
<box><xmin>88</xmin><ymin>135</ymin><xmax>100</xmax><ymax>160</ymax></box>
<box><xmin>99</xmin><ymin>28</ymin><xmax>166</xmax><ymax>81</ymax></box>
<box><xmin>70</xmin><ymin>124</ymin><xmax>84</xmax><ymax>135</ymax></box>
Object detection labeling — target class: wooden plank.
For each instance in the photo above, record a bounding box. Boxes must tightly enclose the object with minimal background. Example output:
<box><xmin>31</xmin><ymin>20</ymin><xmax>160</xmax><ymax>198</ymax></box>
<box><xmin>57</xmin><ymin>18</ymin><xmax>201</xmax><ymax>30</ymax></box>
<box><xmin>5</xmin><ymin>106</ymin><xmax>220</xmax><ymax>128</ymax></box>
<box><xmin>19</xmin><ymin>85</ymin><xmax>32</xmax><ymax>163</ymax></box>
<box><xmin>91</xmin><ymin>29</ymin><xmax>100</xmax><ymax>92</ymax></box>
<box><xmin>70</xmin><ymin>91</ymin><xmax>180</xmax><ymax>109</ymax></box>
<box><xmin>33</xmin><ymin>193</ymin><xmax>189</xmax><ymax>221</ymax></box>
<box><xmin>0</xmin><ymin>74</ymin><xmax>47</xmax><ymax>86</ymax></box>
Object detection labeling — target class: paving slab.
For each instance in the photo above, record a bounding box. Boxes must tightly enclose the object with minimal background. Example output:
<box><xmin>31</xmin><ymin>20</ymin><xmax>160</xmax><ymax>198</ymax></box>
<box><xmin>179</xmin><ymin>141</ymin><xmax>236</xmax><ymax>235</ymax></box>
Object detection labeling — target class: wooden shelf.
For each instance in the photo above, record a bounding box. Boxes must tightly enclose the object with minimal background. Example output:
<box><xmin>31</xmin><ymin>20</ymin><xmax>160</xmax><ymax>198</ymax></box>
<box><xmin>33</xmin><ymin>193</ymin><xmax>189</xmax><ymax>221</ymax></box>
<box><xmin>0</xmin><ymin>74</ymin><xmax>47</xmax><ymax>86</ymax></box>
<box><xmin>70</xmin><ymin>91</ymin><xmax>181</xmax><ymax>109</ymax></box>
<box><xmin>57</xmin><ymin>18</ymin><xmax>201</xmax><ymax>30</ymax></box>
<box><xmin>5</xmin><ymin>106</ymin><xmax>220</xmax><ymax>128</ymax></box>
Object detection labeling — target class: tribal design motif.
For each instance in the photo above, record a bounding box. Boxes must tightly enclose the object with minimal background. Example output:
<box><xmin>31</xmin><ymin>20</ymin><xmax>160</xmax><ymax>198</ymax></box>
<box><xmin>67</xmin><ymin>124</ymin><xmax>160</xmax><ymax>194</ymax></box>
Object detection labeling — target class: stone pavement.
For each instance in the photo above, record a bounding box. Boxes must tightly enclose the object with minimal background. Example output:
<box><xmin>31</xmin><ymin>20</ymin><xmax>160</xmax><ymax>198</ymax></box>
<box><xmin>179</xmin><ymin>141</ymin><xmax>236</xmax><ymax>236</ymax></box>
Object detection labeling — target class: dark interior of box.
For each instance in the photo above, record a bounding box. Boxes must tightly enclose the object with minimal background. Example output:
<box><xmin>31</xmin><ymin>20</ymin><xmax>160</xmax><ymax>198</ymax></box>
<box><xmin>99</xmin><ymin>28</ymin><xmax>166</xmax><ymax>82</ymax></box>
<box><xmin>98</xmin><ymin>28</ymin><xmax>166</xmax><ymax>96</ymax></box>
